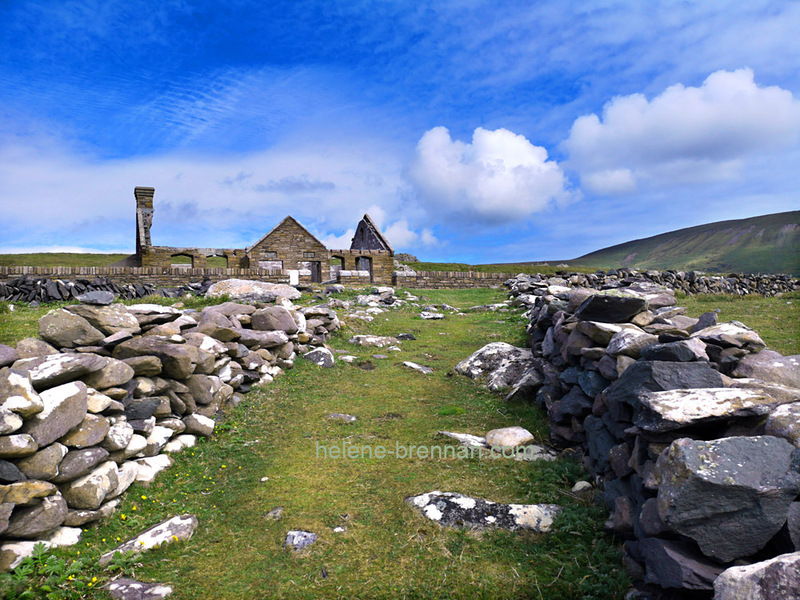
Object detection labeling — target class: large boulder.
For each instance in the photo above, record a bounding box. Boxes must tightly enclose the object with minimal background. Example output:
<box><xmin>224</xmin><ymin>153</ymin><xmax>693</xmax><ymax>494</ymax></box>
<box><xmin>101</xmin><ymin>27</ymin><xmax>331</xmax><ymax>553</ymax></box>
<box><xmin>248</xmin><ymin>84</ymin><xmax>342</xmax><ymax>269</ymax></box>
<box><xmin>714</xmin><ymin>551</ymin><xmax>800</xmax><ymax>600</ymax></box>
<box><xmin>206</xmin><ymin>279</ymin><xmax>300</xmax><ymax>302</ymax></box>
<box><xmin>38</xmin><ymin>309</ymin><xmax>104</xmax><ymax>348</ymax></box>
<box><xmin>656</xmin><ymin>436</ymin><xmax>800</xmax><ymax>562</ymax></box>
<box><xmin>454</xmin><ymin>342</ymin><xmax>535</xmax><ymax>392</ymax></box>
<box><xmin>65</xmin><ymin>303</ymin><xmax>141</xmax><ymax>335</ymax></box>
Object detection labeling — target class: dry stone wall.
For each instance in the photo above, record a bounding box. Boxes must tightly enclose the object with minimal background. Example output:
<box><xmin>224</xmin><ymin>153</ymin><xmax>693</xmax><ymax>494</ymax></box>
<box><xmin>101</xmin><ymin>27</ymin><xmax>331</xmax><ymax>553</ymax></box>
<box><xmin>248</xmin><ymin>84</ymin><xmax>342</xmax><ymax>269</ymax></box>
<box><xmin>0</xmin><ymin>288</ymin><xmax>341</xmax><ymax>570</ymax></box>
<box><xmin>465</xmin><ymin>273</ymin><xmax>800</xmax><ymax>598</ymax></box>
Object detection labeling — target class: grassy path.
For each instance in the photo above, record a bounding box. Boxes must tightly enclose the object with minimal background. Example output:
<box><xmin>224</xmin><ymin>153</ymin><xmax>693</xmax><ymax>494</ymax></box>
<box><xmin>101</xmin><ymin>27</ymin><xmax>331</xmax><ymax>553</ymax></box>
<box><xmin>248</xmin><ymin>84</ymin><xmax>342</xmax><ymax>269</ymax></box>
<box><xmin>67</xmin><ymin>289</ymin><xmax>625</xmax><ymax>599</ymax></box>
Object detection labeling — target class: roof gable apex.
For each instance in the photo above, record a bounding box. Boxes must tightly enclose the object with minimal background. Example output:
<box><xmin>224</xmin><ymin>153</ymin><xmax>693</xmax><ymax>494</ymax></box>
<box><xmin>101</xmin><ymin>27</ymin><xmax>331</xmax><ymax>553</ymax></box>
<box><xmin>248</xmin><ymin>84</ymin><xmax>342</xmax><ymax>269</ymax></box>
<box><xmin>247</xmin><ymin>216</ymin><xmax>326</xmax><ymax>252</ymax></box>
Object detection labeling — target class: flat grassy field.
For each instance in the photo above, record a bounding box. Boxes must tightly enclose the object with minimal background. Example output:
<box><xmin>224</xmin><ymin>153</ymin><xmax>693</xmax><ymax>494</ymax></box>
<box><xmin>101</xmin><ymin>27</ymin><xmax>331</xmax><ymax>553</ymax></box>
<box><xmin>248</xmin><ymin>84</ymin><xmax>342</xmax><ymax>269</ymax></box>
<box><xmin>0</xmin><ymin>253</ymin><xmax>129</xmax><ymax>267</ymax></box>
<box><xmin>0</xmin><ymin>288</ymin><xmax>797</xmax><ymax>599</ymax></box>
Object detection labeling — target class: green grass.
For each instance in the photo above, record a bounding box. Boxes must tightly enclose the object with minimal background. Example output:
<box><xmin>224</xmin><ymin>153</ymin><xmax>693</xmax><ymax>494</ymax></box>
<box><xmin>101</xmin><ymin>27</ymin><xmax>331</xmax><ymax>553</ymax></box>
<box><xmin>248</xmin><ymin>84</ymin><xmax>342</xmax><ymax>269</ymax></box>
<box><xmin>0</xmin><ymin>253</ymin><xmax>129</xmax><ymax>267</ymax></box>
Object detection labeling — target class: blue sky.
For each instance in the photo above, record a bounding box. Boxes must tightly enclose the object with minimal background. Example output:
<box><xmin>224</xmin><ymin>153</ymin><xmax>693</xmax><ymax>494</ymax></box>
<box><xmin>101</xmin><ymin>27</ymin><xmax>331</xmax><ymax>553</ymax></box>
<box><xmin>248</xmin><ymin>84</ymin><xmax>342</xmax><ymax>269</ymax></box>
<box><xmin>1</xmin><ymin>1</ymin><xmax>798</xmax><ymax>262</ymax></box>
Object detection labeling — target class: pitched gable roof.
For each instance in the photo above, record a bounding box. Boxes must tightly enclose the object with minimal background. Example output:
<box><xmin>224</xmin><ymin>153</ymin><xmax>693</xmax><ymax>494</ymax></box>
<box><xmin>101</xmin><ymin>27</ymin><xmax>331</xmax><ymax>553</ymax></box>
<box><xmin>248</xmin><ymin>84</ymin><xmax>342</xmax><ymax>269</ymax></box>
<box><xmin>350</xmin><ymin>213</ymin><xmax>394</xmax><ymax>252</ymax></box>
<box><xmin>246</xmin><ymin>216</ymin><xmax>326</xmax><ymax>252</ymax></box>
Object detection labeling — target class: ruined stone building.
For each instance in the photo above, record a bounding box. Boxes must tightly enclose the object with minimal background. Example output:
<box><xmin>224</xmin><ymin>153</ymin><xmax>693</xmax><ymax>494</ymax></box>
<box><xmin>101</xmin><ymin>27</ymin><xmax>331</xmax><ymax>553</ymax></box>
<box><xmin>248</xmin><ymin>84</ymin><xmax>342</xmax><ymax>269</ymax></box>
<box><xmin>122</xmin><ymin>187</ymin><xmax>394</xmax><ymax>284</ymax></box>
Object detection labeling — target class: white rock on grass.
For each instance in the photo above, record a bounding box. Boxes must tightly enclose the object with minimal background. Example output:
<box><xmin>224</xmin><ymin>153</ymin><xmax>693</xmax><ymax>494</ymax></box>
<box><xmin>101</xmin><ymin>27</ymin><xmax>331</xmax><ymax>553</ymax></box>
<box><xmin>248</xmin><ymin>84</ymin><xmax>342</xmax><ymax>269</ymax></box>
<box><xmin>402</xmin><ymin>361</ymin><xmax>433</xmax><ymax>375</ymax></box>
<box><xmin>438</xmin><ymin>431</ymin><xmax>488</xmax><ymax>449</ymax></box>
<box><xmin>106</xmin><ymin>579</ymin><xmax>173</xmax><ymax>600</ymax></box>
<box><xmin>485</xmin><ymin>426</ymin><xmax>534</xmax><ymax>449</ymax></box>
<box><xmin>134</xmin><ymin>455</ymin><xmax>173</xmax><ymax>484</ymax></box>
<box><xmin>98</xmin><ymin>514</ymin><xmax>198</xmax><ymax>566</ymax></box>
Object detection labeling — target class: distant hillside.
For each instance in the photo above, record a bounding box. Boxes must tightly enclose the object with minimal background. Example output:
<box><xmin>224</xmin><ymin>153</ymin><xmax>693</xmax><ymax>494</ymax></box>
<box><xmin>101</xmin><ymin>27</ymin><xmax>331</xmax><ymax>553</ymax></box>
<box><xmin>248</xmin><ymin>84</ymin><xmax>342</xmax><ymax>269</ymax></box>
<box><xmin>572</xmin><ymin>211</ymin><xmax>800</xmax><ymax>275</ymax></box>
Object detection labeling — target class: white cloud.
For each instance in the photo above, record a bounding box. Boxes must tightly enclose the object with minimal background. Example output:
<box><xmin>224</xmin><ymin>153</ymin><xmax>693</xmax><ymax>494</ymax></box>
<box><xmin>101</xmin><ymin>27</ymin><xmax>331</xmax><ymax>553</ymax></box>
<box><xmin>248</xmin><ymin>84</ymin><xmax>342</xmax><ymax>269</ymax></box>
<box><xmin>564</xmin><ymin>68</ymin><xmax>800</xmax><ymax>194</ymax></box>
<box><xmin>406</xmin><ymin>126</ymin><xmax>574</xmax><ymax>224</ymax></box>
<box><xmin>318</xmin><ymin>229</ymin><xmax>355</xmax><ymax>250</ymax></box>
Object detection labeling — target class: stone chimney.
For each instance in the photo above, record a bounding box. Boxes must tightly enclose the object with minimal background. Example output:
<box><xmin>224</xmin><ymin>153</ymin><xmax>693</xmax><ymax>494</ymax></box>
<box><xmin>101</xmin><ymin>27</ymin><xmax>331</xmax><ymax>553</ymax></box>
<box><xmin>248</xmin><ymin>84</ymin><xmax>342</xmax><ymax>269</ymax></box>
<box><xmin>135</xmin><ymin>187</ymin><xmax>155</xmax><ymax>254</ymax></box>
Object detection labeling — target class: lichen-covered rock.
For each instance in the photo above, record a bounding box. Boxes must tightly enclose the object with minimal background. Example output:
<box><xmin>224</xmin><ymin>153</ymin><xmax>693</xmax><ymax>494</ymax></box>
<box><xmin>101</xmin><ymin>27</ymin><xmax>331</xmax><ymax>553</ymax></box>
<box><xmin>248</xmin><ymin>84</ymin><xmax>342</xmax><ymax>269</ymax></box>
<box><xmin>65</xmin><ymin>303</ymin><xmax>141</xmax><ymax>335</ymax></box>
<box><xmin>454</xmin><ymin>342</ymin><xmax>534</xmax><ymax>392</ymax></box>
<box><xmin>0</xmin><ymin>368</ymin><xmax>43</xmax><ymax>418</ymax></box>
<box><xmin>714</xmin><ymin>551</ymin><xmax>800</xmax><ymax>600</ymax></box>
<box><xmin>0</xmin><ymin>434</ymin><xmax>37</xmax><ymax>458</ymax></box>
<box><xmin>732</xmin><ymin>350</ymin><xmax>800</xmax><ymax>389</ymax></box>
<box><xmin>38</xmin><ymin>309</ymin><xmax>104</xmax><ymax>349</ymax></box>
<box><xmin>606</xmin><ymin>328</ymin><xmax>659</xmax><ymax>358</ymax></box>
<box><xmin>640</xmin><ymin>338</ymin><xmax>709</xmax><ymax>362</ymax></box>
<box><xmin>302</xmin><ymin>348</ymin><xmax>334</xmax><ymax>368</ymax></box>
<box><xmin>82</xmin><ymin>357</ymin><xmax>135</xmax><ymax>390</ymax></box>
<box><xmin>20</xmin><ymin>381</ymin><xmax>88</xmax><ymax>447</ymax></box>
<box><xmin>691</xmin><ymin>322</ymin><xmax>766</xmax><ymax>352</ymax></box>
<box><xmin>52</xmin><ymin>447</ymin><xmax>110</xmax><ymax>484</ymax></box>
<box><xmin>251</xmin><ymin>306</ymin><xmax>299</xmax><ymax>334</ymax></box>
<box><xmin>636</xmin><ymin>388</ymin><xmax>795</xmax><ymax>432</ymax></box>
<box><xmin>15</xmin><ymin>443</ymin><xmax>68</xmax><ymax>481</ymax></box>
<box><xmin>182</xmin><ymin>414</ymin><xmax>215</xmax><ymax>437</ymax></box>
<box><xmin>656</xmin><ymin>436</ymin><xmax>800</xmax><ymax>562</ymax></box>
<box><xmin>61</xmin><ymin>460</ymin><xmax>119</xmax><ymax>510</ymax></box>
<box><xmin>113</xmin><ymin>338</ymin><xmax>194</xmax><ymax>380</ymax></box>
<box><xmin>98</xmin><ymin>514</ymin><xmax>198</xmax><ymax>566</ymax></box>
<box><xmin>12</xmin><ymin>354</ymin><xmax>105</xmax><ymax>391</ymax></box>
<box><xmin>0</xmin><ymin>480</ymin><xmax>57</xmax><ymax>505</ymax></box>
<box><xmin>58</xmin><ymin>413</ymin><xmax>110</xmax><ymax>448</ymax></box>
<box><xmin>348</xmin><ymin>335</ymin><xmax>399</xmax><ymax>348</ymax></box>
<box><xmin>206</xmin><ymin>279</ymin><xmax>300</xmax><ymax>302</ymax></box>
<box><xmin>284</xmin><ymin>530</ymin><xmax>317</xmax><ymax>551</ymax></box>
<box><xmin>406</xmin><ymin>491</ymin><xmax>561</xmax><ymax>532</ymax></box>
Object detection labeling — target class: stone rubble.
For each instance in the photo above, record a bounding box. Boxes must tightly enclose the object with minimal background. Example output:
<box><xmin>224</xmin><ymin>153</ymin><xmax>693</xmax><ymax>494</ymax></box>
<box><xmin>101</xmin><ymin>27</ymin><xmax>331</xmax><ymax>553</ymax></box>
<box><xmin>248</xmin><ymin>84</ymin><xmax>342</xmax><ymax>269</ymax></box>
<box><xmin>0</xmin><ymin>280</ymin><xmax>341</xmax><ymax>570</ymax></box>
<box><xmin>449</xmin><ymin>272</ymin><xmax>800</xmax><ymax>597</ymax></box>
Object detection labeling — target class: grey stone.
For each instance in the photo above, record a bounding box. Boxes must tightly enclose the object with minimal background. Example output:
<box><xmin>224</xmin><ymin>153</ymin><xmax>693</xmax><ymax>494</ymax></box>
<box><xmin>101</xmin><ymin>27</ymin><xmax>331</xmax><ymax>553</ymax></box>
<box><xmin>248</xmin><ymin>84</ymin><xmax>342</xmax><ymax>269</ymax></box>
<box><xmin>284</xmin><ymin>530</ymin><xmax>318</xmax><ymax>550</ymax></box>
<box><xmin>0</xmin><ymin>460</ymin><xmax>26</xmax><ymax>483</ymax></box>
<box><xmin>122</xmin><ymin>356</ymin><xmax>163</xmax><ymax>377</ymax></box>
<box><xmin>21</xmin><ymin>381</ymin><xmax>88</xmax><ymax>447</ymax></box>
<box><xmin>348</xmin><ymin>335</ymin><xmax>399</xmax><ymax>348</ymax></box>
<box><xmin>656</xmin><ymin>436</ymin><xmax>800</xmax><ymax>562</ymax></box>
<box><xmin>206</xmin><ymin>279</ymin><xmax>299</xmax><ymax>302</ymax></box>
<box><xmin>13</xmin><ymin>353</ymin><xmax>106</xmax><ymax>391</ymax></box>
<box><xmin>82</xmin><ymin>357</ymin><xmax>135</xmax><ymax>390</ymax></box>
<box><xmin>0</xmin><ymin>409</ymin><xmax>23</xmax><ymax>435</ymax></box>
<box><xmin>237</xmin><ymin>329</ymin><xmax>290</xmax><ymax>349</ymax></box>
<box><xmin>106</xmin><ymin>578</ymin><xmax>173</xmax><ymax>600</ymax></box>
<box><xmin>102</xmin><ymin>422</ymin><xmax>135</xmax><ymax>452</ymax></box>
<box><xmin>639</xmin><ymin>537</ymin><xmax>723</xmax><ymax>590</ymax></box>
<box><xmin>454</xmin><ymin>342</ymin><xmax>534</xmax><ymax>392</ymax></box>
<box><xmin>640</xmin><ymin>338</ymin><xmax>709</xmax><ymax>362</ymax></box>
<box><xmin>303</xmin><ymin>348</ymin><xmax>335</xmax><ymax>368</ymax></box>
<box><xmin>195</xmin><ymin>310</ymin><xmax>241</xmax><ymax>342</ymax></box>
<box><xmin>63</xmin><ymin>497</ymin><xmax>122</xmax><ymax>527</ymax></box>
<box><xmin>573</xmin><ymin>293</ymin><xmax>647</xmax><ymax>323</ymax></box>
<box><xmin>76</xmin><ymin>290</ymin><xmax>116</xmax><ymax>305</ymax></box>
<box><xmin>485</xmin><ymin>426</ymin><xmax>534</xmax><ymax>449</ymax></box>
<box><xmin>733</xmin><ymin>350</ymin><xmax>800</xmax><ymax>388</ymax></box>
<box><xmin>691</xmin><ymin>322</ymin><xmax>766</xmax><ymax>352</ymax></box>
<box><xmin>714</xmin><ymin>551</ymin><xmax>800</xmax><ymax>600</ymax></box>
<box><xmin>251</xmin><ymin>306</ymin><xmax>299</xmax><ymax>334</ymax></box>
<box><xmin>38</xmin><ymin>308</ymin><xmax>105</xmax><ymax>348</ymax></box>
<box><xmin>59</xmin><ymin>413</ymin><xmax>110</xmax><ymax>448</ymax></box>
<box><xmin>692</xmin><ymin>310</ymin><xmax>719</xmax><ymax>332</ymax></box>
<box><xmin>14</xmin><ymin>337</ymin><xmax>59</xmax><ymax>358</ymax></box>
<box><xmin>4</xmin><ymin>493</ymin><xmax>68</xmax><ymax>538</ymax></box>
<box><xmin>183</xmin><ymin>414</ymin><xmax>215</xmax><ymax>437</ymax></box>
<box><xmin>406</xmin><ymin>491</ymin><xmax>561</xmax><ymax>532</ymax></box>
<box><xmin>606</xmin><ymin>328</ymin><xmax>659</xmax><ymax>358</ymax></box>
<box><xmin>99</xmin><ymin>514</ymin><xmax>198</xmax><ymax>566</ymax></box>
<box><xmin>326</xmin><ymin>413</ymin><xmax>357</xmax><ymax>423</ymax></box>
<box><xmin>765</xmin><ymin>402</ymin><xmax>800</xmax><ymax>447</ymax></box>
<box><xmin>0</xmin><ymin>433</ymin><xmax>37</xmax><ymax>458</ymax></box>
<box><xmin>113</xmin><ymin>337</ymin><xmax>194</xmax><ymax>380</ymax></box>
<box><xmin>16</xmin><ymin>443</ymin><xmax>68</xmax><ymax>480</ymax></box>
<box><xmin>637</xmin><ymin>387</ymin><xmax>795</xmax><ymax>432</ymax></box>
<box><xmin>402</xmin><ymin>361</ymin><xmax>433</xmax><ymax>375</ymax></box>
<box><xmin>61</xmin><ymin>460</ymin><xmax>119</xmax><ymax>510</ymax></box>
<box><xmin>0</xmin><ymin>345</ymin><xmax>19</xmax><ymax>368</ymax></box>
<box><xmin>52</xmin><ymin>447</ymin><xmax>110</xmax><ymax>483</ymax></box>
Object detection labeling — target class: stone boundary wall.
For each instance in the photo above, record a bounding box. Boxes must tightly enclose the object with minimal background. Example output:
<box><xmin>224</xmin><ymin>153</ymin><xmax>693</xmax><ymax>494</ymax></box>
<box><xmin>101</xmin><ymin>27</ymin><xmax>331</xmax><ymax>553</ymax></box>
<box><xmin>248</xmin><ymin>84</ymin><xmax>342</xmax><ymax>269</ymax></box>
<box><xmin>0</xmin><ymin>297</ymin><xmax>341</xmax><ymax>570</ymax></box>
<box><xmin>395</xmin><ymin>270</ymin><xmax>515</xmax><ymax>288</ymax></box>
<box><xmin>493</xmin><ymin>273</ymin><xmax>800</xmax><ymax>597</ymax></box>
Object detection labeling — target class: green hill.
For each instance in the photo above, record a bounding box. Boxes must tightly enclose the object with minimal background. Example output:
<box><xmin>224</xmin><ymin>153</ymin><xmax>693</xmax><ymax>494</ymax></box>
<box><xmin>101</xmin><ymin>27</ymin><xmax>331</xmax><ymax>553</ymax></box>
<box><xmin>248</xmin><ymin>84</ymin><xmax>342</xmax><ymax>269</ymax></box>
<box><xmin>572</xmin><ymin>211</ymin><xmax>800</xmax><ymax>275</ymax></box>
